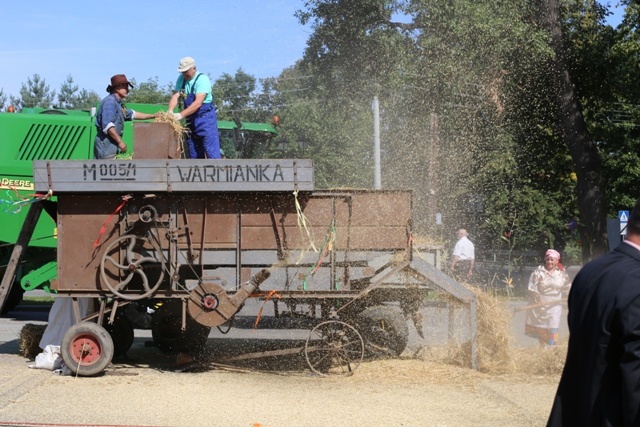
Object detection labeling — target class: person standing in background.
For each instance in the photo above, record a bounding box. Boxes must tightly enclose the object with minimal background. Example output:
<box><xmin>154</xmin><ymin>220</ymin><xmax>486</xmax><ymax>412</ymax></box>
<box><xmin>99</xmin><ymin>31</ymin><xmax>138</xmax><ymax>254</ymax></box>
<box><xmin>525</xmin><ymin>249</ymin><xmax>571</xmax><ymax>348</ymax></box>
<box><xmin>450</xmin><ymin>228</ymin><xmax>475</xmax><ymax>279</ymax></box>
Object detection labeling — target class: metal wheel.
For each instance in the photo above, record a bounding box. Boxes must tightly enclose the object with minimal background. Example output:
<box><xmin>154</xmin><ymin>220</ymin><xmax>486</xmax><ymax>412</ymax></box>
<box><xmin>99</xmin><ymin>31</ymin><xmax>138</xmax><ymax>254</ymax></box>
<box><xmin>61</xmin><ymin>322</ymin><xmax>114</xmax><ymax>376</ymax></box>
<box><xmin>187</xmin><ymin>281</ymin><xmax>229</xmax><ymax>327</ymax></box>
<box><xmin>304</xmin><ymin>320</ymin><xmax>364</xmax><ymax>376</ymax></box>
<box><xmin>99</xmin><ymin>234</ymin><xmax>165</xmax><ymax>300</ymax></box>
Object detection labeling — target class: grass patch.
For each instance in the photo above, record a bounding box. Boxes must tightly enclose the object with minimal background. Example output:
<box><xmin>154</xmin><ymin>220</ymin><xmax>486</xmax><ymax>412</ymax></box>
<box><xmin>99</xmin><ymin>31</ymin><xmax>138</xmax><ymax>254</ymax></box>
<box><xmin>22</xmin><ymin>295</ymin><xmax>55</xmax><ymax>304</ymax></box>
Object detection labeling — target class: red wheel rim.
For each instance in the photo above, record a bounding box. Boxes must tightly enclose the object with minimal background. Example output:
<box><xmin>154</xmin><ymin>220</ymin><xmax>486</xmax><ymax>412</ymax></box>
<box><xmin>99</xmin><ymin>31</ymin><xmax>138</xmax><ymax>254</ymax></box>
<box><xmin>68</xmin><ymin>333</ymin><xmax>103</xmax><ymax>366</ymax></box>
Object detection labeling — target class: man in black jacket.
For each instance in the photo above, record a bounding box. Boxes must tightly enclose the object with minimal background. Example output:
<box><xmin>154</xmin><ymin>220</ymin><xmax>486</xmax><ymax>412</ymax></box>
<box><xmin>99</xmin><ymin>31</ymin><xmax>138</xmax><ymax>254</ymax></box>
<box><xmin>547</xmin><ymin>198</ymin><xmax>640</xmax><ymax>426</ymax></box>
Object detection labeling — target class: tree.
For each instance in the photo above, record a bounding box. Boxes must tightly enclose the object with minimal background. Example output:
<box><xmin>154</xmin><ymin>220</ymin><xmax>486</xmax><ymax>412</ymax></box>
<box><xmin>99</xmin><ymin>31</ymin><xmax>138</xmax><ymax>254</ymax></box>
<box><xmin>295</xmin><ymin>0</ymin><xmax>561</xmax><ymax>243</ymax></box>
<box><xmin>57</xmin><ymin>75</ymin><xmax>79</xmax><ymax>109</ymax></box>
<box><xmin>538</xmin><ymin>0</ymin><xmax>608</xmax><ymax>260</ymax></box>
<box><xmin>55</xmin><ymin>75</ymin><xmax>100</xmax><ymax>110</ymax></box>
<box><xmin>0</xmin><ymin>89</ymin><xmax>6</xmax><ymax>110</ymax></box>
<box><xmin>17</xmin><ymin>74</ymin><xmax>56</xmax><ymax>109</ymax></box>
<box><xmin>74</xmin><ymin>89</ymin><xmax>101</xmax><ymax>110</ymax></box>
<box><xmin>126</xmin><ymin>77</ymin><xmax>172</xmax><ymax>104</ymax></box>
<box><xmin>291</xmin><ymin>0</ymin><xmax>628</xmax><ymax>262</ymax></box>
<box><xmin>213</xmin><ymin>68</ymin><xmax>257</xmax><ymax>120</ymax></box>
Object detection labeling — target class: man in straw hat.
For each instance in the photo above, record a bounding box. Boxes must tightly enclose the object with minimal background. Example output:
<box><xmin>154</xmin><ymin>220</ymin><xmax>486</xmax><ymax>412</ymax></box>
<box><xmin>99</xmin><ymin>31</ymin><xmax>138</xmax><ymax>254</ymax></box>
<box><xmin>94</xmin><ymin>74</ymin><xmax>158</xmax><ymax>159</ymax></box>
<box><xmin>167</xmin><ymin>57</ymin><xmax>221</xmax><ymax>159</ymax></box>
<box><xmin>547</xmin><ymin>197</ymin><xmax>640</xmax><ymax>426</ymax></box>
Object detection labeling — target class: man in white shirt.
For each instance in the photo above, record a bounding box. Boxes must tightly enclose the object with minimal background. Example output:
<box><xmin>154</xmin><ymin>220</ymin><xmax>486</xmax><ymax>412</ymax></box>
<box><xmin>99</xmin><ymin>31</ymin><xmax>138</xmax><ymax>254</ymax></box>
<box><xmin>450</xmin><ymin>229</ymin><xmax>475</xmax><ymax>279</ymax></box>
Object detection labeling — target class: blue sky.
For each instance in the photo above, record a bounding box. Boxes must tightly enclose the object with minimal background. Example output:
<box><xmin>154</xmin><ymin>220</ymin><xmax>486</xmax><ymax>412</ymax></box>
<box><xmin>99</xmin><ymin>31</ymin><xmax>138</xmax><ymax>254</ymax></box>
<box><xmin>0</xmin><ymin>1</ymin><xmax>626</xmax><ymax>102</ymax></box>
<box><xmin>0</xmin><ymin>0</ymin><xmax>311</xmax><ymax>99</ymax></box>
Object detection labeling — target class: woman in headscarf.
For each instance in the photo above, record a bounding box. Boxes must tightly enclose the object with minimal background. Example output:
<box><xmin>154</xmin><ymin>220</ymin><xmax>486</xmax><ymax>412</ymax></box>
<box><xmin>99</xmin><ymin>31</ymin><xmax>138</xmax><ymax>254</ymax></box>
<box><xmin>525</xmin><ymin>249</ymin><xmax>571</xmax><ymax>347</ymax></box>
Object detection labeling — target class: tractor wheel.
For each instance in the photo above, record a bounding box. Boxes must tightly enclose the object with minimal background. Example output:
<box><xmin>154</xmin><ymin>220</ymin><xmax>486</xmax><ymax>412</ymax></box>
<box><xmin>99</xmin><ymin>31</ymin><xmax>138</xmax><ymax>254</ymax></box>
<box><xmin>61</xmin><ymin>322</ymin><xmax>114</xmax><ymax>376</ymax></box>
<box><xmin>103</xmin><ymin>313</ymin><xmax>134</xmax><ymax>359</ymax></box>
<box><xmin>151</xmin><ymin>300</ymin><xmax>210</xmax><ymax>354</ymax></box>
<box><xmin>0</xmin><ymin>283</ymin><xmax>24</xmax><ymax>314</ymax></box>
<box><xmin>356</xmin><ymin>305</ymin><xmax>409</xmax><ymax>357</ymax></box>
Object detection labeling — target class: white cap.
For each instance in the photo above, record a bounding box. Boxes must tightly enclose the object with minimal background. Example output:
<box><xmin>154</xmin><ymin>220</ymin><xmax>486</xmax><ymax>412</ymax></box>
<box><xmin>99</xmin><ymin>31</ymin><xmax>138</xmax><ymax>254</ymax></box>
<box><xmin>177</xmin><ymin>57</ymin><xmax>196</xmax><ymax>72</ymax></box>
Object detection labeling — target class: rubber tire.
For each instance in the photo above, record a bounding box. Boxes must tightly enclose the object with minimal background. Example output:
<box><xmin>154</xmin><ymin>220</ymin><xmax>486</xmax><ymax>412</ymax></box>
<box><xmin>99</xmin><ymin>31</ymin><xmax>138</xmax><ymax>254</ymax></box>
<box><xmin>356</xmin><ymin>305</ymin><xmax>409</xmax><ymax>357</ymax></box>
<box><xmin>151</xmin><ymin>300</ymin><xmax>210</xmax><ymax>354</ymax></box>
<box><xmin>61</xmin><ymin>322</ymin><xmax>114</xmax><ymax>376</ymax></box>
<box><xmin>103</xmin><ymin>314</ymin><xmax>134</xmax><ymax>358</ymax></box>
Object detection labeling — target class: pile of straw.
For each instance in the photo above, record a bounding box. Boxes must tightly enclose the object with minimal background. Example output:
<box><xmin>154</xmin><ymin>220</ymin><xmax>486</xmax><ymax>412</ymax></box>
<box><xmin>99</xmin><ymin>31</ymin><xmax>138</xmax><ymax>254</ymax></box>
<box><xmin>19</xmin><ymin>323</ymin><xmax>45</xmax><ymax>359</ymax></box>
<box><xmin>414</xmin><ymin>285</ymin><xmax>568</xmax><ymax>377</ymax></box>
<box><xmin>473</xmin><ymin>287</ymin><xmax>516</xmax><ymax>373</ymax></box>
<box><xmin>512</xmin><ymin>344</ymin><xmax>567</xmax><ymax>376</ymax></box>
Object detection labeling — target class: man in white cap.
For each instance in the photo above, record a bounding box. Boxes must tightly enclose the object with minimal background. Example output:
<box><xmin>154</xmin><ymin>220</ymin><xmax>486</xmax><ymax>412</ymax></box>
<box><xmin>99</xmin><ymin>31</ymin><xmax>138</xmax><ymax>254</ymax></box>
<box><xmin>168</xmin><ymin>57</ymin><xmax>221</xmax><ymax>159</ymax></box>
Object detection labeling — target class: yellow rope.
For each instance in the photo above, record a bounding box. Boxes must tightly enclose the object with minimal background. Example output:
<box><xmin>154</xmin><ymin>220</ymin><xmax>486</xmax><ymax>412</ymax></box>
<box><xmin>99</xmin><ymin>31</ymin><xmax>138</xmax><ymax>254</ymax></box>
<box><xmin>293</xmin><ymin>190</ymin><xmax>318</xmax><ymax>267</ymax></box>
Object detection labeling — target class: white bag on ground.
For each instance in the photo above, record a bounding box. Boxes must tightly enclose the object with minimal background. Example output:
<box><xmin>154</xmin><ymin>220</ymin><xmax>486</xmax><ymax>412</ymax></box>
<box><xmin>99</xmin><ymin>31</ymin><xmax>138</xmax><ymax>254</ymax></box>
<box><xmin>32</xmin><ymin>345</ymin><xmax>62</xmax><ymax>370</ymax></box>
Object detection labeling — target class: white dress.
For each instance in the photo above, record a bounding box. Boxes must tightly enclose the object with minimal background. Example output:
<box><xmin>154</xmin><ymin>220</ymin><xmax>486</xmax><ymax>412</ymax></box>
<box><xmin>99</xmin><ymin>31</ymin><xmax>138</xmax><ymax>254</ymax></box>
<box><xmin>525</xmin><ymin>265</ymin><xmax>571</xmax><ymax>330</ymax></box>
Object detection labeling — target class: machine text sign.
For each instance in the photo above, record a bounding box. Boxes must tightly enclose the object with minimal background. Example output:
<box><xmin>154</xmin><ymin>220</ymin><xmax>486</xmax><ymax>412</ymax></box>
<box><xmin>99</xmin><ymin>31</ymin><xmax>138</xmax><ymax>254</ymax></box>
<box><xmin>34</xmin><ymin>159</ymin><xmax>314</xmax><ymax>193</ymax></box>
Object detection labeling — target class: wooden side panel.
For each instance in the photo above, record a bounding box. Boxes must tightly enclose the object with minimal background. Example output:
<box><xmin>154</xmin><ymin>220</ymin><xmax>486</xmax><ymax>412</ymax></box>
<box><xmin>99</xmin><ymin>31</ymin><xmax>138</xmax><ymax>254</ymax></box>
<box><xmin>132</xmin><ymin>122</ymin><xmax>182</xmax><ymax>160</ymax></box>
<box><xmin>57</xmin><ymin>195</ymin><xmax>124</xmax><ymax>291</ymax></box>
<box><xmin>55</xmin><ymin>190</ymin><xmax>412</xmax><ymax>292</ymax></box>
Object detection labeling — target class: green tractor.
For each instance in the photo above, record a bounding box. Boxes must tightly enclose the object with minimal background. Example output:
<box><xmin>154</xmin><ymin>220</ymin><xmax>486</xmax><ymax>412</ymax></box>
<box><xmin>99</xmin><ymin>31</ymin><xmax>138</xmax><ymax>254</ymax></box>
<box><xmin>0</xmin><ymin>104</ymin><xmax>278</xmax><ymax>312</ymax></box>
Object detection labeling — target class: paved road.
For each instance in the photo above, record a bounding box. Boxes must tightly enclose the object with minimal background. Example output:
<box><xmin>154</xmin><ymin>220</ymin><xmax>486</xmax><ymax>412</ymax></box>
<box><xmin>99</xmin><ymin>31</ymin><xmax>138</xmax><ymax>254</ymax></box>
<box><xmin>0</xmin><ymin>294</ymin><xmax>567</xmax><ymax>426</ymax></box>
<box><xmin>0</xmin><ymin>294</ymin><xmax>568</xmax><ymax>359</ymax></box>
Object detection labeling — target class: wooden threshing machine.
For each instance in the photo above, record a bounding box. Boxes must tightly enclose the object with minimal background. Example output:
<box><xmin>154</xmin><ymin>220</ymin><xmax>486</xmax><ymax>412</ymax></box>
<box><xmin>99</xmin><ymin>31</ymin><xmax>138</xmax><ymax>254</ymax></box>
<box><xmin>3</xmin><ymin>124</ymin><xmax>477</xmax><ymax>376</ymax></box>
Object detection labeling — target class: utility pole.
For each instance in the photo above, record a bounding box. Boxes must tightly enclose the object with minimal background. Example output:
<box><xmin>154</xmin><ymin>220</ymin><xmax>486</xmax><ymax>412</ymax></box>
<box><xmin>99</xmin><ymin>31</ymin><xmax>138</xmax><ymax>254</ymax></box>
<box><xmin>428</xmin><ymin>113</ymin><xmax>439</xmax><ymax>235</ymax></box>
<box><xmin>373</xmin><ymin>96</ymin><xmax>381</xmax><ymax>189</ymax></box>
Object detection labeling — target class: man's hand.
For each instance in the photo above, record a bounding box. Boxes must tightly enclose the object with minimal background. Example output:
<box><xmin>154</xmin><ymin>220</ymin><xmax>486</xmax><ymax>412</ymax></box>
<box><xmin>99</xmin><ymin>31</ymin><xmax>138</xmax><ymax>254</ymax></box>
<box><xmin>172</xmin><ymin>112</ymin><xmax>183</xmax><ymax>121</ymax></box>
<box><xmin>118</xmin><ymin>143</ymin><xmax>127</xmax><ymax>153</ymax></box>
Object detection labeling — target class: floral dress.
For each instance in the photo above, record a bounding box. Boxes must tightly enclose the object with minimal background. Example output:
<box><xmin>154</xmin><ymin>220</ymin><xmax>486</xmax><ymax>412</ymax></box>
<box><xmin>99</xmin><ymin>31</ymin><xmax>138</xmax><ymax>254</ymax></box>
<box><xmin>525</xmin><ymin>265</ymin><xmax>571</xmax><ymax>346</ymax></box>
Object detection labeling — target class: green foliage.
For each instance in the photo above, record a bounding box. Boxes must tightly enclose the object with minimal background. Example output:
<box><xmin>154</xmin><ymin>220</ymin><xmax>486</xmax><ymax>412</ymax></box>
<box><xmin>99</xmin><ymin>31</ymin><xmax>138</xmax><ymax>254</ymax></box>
<box><xmin>56</xmin><ymin>75</ymin><xmax>100</xmax><ymax>109</ymax></box>
<box><xmin>17</xmin><ymin>74</ymin><xmax>56</xmax><ymax>109</ymax></box>
<box><xmin>126</xmin><ymin>77</ymin><xmax>172</xmax><ymax>104</ymax></box>
<box><xmin>290</xmin><ymin>0</ymin><xmax>613</xmax><ymax>259</ymax></box>
<box><xmin>57</xmin><ymin>75</ymin><xmax>78</xmax><ymax>109</ymax></box>
<box><xmin>214</xmin><ymin>68</ymin><xmax>257</xmax><ymax>120</ymax></box>
<box><xmin>74</xmin><ymin>89</ymin><xmax>101</xmax><ymax>110</ymax></box>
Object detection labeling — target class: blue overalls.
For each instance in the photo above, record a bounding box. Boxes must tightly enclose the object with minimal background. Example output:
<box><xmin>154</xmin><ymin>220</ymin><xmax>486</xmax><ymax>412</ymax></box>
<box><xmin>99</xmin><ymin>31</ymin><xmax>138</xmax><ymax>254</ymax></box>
<box><xmin>182</xmin><ymin>74</ymin><xmax>221</xmax><ymax>159</ymax></box>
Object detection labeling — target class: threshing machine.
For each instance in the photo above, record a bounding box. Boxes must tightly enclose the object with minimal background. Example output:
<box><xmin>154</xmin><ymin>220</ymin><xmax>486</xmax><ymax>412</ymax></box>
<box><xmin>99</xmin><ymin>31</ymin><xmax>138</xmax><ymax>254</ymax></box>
<box><xmin>0</xmin><ymin>105</ymin><xmax>278</xmax><ymax>311</ymax></box>
<box><xmin>2</xmin><ymin>123</ymin><xmax>477</xmax><ymax>375</ymax></box>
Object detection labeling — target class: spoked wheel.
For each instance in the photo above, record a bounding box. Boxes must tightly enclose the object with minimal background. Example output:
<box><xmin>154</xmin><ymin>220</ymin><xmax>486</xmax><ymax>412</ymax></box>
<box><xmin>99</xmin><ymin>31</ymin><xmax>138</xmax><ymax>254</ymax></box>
<box><xmin>61</xmin><ymin>322</ymin><xmax>114</xmax><ymax>376</ymax></box>
<box><xmin>99</xmin><ymin>234</ymin><xmax>165</xmax><ymax>301</ymax></box>
<box><xmin>304</xmin><ymin>320</ymin><xmax>364</xmax><ymax>376</ymax></box>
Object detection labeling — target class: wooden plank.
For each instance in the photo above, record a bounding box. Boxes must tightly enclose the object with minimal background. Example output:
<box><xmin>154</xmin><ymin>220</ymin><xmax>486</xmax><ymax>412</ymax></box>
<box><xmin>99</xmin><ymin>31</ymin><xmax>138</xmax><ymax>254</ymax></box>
<box><xmin>33</xmin><ymin>159</ymin><xmax>314</xmax><ymax>193</ymax></box>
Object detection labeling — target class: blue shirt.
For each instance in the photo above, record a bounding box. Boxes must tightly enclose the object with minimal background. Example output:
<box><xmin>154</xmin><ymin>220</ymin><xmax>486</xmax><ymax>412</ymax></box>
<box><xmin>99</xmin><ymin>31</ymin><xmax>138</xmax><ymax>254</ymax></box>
<box><xmin>95</xmin><ymin>93</ymin><xmax>134</xmax><ymax>137</ymax></box>
<box><xmin>174</xmin><ymin>72</ymin><xmax>213</xmax><ymax>104</ymax></box>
